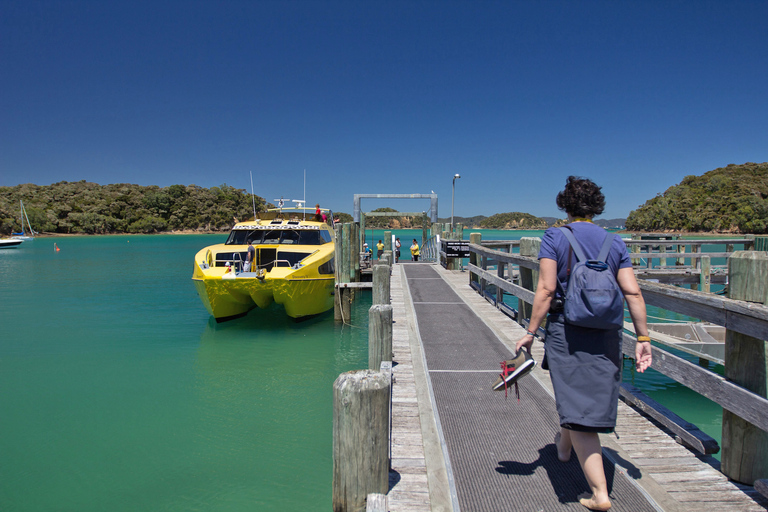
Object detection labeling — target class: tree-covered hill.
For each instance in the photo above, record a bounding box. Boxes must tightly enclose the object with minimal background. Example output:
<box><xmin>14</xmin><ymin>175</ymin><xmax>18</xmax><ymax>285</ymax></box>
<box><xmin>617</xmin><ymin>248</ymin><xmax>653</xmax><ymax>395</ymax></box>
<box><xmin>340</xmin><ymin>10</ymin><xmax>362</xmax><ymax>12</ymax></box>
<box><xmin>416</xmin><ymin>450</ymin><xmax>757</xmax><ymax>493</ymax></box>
<box><xmin>479</xmin><ymin>212</ymin><xmax>548</xmax><ymax>229</ymax></box>
<box><xmin>625</xmin><ymin>162</ymin><xmax>768</xmax><ymax>233</ymax></box>
<box><xmin>364</xmin><ymin>208</ymin><xmax>428</xmax><ymax>229</ymax></box>
<box><xmin>0</xmin><ymin>181</ymin><xmax>268</xmax><ymax>234</ymax></box>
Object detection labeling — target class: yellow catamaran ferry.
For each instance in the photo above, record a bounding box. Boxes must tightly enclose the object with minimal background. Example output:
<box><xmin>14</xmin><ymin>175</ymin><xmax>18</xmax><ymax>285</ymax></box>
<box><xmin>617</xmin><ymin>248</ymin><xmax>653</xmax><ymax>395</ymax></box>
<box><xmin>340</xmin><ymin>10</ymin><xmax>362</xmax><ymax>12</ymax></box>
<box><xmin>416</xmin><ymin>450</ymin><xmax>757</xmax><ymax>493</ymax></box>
<box><xmin>192</xmin><ymin>207</ymin><xmax>335</xmax><ymax>321</ymax></box>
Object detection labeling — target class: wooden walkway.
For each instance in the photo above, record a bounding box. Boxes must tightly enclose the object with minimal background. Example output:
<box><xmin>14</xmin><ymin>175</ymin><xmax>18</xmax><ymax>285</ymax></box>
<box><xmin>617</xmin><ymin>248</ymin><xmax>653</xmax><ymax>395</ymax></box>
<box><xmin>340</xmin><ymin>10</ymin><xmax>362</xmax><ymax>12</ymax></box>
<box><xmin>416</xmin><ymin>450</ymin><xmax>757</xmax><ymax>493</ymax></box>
<box><xmin>384</xmin><ymin>262</ymin><xmax>768</xmax><ymax>511</ymax></box>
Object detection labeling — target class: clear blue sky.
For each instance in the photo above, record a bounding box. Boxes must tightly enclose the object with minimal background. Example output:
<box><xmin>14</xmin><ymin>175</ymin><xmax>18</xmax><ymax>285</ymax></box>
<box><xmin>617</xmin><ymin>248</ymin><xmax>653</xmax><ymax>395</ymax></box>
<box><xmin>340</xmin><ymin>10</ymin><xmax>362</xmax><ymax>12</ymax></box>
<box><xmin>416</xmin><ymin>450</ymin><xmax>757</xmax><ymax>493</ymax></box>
<box><xmin>2</xmin><ymin>0</ymin><xmax>766</xmax><ymax>220</ymax></box>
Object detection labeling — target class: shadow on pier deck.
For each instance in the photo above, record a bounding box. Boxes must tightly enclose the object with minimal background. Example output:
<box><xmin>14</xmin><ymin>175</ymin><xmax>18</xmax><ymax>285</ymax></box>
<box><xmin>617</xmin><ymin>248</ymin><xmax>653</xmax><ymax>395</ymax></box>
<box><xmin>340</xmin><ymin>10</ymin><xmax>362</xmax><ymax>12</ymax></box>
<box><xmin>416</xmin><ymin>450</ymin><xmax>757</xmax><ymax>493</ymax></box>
<box><xmin>387</xmin><ymin>262</ymin><xmax>768</xmax><ymax>512</ymax></box>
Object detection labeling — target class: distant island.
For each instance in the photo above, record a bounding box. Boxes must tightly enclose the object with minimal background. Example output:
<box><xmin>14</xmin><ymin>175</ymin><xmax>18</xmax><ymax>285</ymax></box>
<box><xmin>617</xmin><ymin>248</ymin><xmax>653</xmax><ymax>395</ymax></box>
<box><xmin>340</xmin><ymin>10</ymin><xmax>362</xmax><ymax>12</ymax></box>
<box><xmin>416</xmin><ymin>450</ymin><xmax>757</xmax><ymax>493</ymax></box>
<box><xmin>0</xmin><ymin>181</ymin><xmax>268</xmax><ymax>235</ymax></box>
<box><xmin>626</xmin><ymin>162</ymin><xmax>768</xmax><ymax>234</ymax></box>
<box><xmin>2</xmin><ymin>162</ymin><xmax>765</xmax><ymax>235</ymax></box>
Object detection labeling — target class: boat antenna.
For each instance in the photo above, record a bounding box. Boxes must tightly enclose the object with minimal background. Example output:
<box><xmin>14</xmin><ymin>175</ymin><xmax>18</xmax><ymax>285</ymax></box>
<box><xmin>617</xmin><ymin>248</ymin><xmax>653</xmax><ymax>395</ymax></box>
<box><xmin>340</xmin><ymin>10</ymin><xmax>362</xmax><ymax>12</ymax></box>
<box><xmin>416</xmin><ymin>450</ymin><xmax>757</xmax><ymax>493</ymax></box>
<box><xmin>303</xmin><ymin>169</ymin><xmax>306</xmax><ymax>220</ymax></box>
<box><xmin>249</xmin><ymin>171</ymin><xmax>257</xmax><ymax>221</ymax></box>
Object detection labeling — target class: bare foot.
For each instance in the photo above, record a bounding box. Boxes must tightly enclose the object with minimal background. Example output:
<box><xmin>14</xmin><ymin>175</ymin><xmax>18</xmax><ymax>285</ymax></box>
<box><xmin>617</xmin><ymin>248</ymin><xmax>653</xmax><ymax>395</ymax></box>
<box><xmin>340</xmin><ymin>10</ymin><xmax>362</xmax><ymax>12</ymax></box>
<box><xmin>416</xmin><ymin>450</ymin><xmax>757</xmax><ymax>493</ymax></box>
<box><xmin>554</xmin><ymin>431</ymin><xmax>571</xmax><ymax>462</ymax></box>
<box><xmin>578</xmin><ymin>495</ymin><xmax>612</xmax><ymax>511</ymax></box>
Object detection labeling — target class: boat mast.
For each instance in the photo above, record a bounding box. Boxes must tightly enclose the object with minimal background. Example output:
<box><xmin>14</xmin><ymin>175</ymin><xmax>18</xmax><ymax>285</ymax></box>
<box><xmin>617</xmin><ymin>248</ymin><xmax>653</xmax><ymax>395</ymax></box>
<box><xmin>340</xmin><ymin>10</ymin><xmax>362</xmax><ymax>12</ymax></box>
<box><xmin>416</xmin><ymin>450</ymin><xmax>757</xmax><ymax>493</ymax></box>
<box><xmin>250</xmin><ymin>171</ymin><xmax>257</xmax><ymax>221</ymax></box>
<box><xmin>21</xmin><ymin>200</ymin><xmax>36</xmax><ymax>235</ymax></box>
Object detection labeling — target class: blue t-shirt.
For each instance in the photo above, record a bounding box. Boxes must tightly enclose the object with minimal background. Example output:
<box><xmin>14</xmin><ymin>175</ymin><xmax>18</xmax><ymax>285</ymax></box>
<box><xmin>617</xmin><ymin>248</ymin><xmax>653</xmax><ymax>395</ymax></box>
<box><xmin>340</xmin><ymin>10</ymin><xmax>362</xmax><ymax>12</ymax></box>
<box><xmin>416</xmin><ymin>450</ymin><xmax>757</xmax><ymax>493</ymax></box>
<box><xmin>538</xmin><ymin>223</ymin><xmax>631</xmax><ymax>298</ymax></box>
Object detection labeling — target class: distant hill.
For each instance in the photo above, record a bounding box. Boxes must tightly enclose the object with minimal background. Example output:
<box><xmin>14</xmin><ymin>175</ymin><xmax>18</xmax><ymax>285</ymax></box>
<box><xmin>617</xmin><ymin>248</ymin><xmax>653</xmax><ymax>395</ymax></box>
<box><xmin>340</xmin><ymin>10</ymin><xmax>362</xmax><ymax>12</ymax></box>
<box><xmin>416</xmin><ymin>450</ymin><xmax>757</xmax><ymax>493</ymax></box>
<box><xmin>625</xmin><ymin>162</ymin><xmax>768</xmax><ymax>233</ymax></box>
<box><xmin>0</xmin><ymin>181</ymin><xmax>267</xmax><ymax>234</ymax></box>
<box><xmin>436</xmin><ymin>215</ymin><xmax>487</xmax><ymax>227</ymax></box>
<box><xmin>594</xmin><ymin>218</ymin><xmax>626</xmax><ymax>229</ymax></box>
<box><xmin>479</xmin><ymin>212</ymin><xmax>548</xmax><ymax>229</ymax></box>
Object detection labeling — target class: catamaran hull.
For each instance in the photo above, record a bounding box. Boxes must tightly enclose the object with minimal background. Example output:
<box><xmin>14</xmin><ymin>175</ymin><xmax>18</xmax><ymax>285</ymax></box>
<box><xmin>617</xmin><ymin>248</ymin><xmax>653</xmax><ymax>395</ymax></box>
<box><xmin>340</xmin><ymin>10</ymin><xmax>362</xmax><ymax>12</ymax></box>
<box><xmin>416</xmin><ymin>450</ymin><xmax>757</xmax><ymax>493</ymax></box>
<box><xmin>192</xmin><ymin>275</ymin><xmax>334</xmax><ymax>321</ymax></box>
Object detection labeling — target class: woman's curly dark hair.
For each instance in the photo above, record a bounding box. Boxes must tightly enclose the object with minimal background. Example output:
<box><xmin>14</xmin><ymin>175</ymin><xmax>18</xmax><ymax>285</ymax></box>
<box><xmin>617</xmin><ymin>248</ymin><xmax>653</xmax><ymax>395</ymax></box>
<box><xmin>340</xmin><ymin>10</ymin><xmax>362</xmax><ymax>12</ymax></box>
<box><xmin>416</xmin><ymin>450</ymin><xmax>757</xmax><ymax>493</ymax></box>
<box><xmin>556</xmin><ymin>176</ymin><xmax>605</xmax><ymax>218</ymax></box>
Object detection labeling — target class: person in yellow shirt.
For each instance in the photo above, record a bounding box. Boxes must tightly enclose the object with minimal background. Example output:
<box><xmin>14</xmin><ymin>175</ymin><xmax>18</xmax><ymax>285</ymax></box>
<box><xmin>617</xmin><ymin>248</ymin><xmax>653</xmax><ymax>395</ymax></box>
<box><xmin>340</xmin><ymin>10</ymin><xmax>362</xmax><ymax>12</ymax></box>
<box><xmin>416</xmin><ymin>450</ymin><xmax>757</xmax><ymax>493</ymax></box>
<box><xmin>376</xmin><ymin>240</ymin><xmax>384</xmax><ymax>259</ymax></box>
<box><xmin>410</xmin><ymin>239</ymin><xmax>420</xmax><ymax>261</ymax></box>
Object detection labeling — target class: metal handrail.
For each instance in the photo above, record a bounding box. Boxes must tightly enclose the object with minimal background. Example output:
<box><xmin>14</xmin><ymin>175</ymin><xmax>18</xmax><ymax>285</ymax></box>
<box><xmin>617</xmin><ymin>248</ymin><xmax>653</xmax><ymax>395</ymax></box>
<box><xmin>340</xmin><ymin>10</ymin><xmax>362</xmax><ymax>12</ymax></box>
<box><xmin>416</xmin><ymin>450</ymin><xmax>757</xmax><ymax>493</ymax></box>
<box><xmin>420</xmin><ymin>235</ymin><xmax>440</xmax><ymax>262</ymax></box>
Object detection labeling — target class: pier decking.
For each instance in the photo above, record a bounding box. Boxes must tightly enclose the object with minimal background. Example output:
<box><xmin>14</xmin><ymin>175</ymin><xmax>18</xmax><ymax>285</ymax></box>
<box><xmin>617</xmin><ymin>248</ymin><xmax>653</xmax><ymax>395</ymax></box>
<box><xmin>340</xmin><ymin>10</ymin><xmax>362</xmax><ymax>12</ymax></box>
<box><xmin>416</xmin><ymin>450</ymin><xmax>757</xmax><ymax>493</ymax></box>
<box><xmin>385</xmin><ymin>262</ymin><xmax>768</xmax><ymax>512</ymax></box>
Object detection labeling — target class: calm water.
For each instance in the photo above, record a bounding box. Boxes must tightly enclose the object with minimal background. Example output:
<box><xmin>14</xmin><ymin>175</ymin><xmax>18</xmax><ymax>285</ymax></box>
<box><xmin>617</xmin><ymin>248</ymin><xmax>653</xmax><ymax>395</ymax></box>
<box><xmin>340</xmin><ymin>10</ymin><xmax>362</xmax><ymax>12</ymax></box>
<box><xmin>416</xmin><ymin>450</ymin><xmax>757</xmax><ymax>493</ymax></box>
<box><xmin>0</xmin><ymin>230</ymin><xmax>727</xmax><ymax>511</ymax></box>
<box><xmin>0</xmin><ymin>235</ymin><xmax>370</xmax><ymax>512</ymax></box>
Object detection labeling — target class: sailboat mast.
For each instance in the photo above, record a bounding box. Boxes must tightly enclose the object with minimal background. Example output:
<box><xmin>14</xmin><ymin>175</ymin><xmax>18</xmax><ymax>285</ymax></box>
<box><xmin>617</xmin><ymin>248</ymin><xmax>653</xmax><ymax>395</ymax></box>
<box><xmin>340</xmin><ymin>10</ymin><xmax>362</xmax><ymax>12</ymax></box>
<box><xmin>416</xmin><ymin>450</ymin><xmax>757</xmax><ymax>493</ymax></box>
<box><xmin>250</xmin><ymin>171</ymin><xmax>257</xmax><ymax>221</ymax></box>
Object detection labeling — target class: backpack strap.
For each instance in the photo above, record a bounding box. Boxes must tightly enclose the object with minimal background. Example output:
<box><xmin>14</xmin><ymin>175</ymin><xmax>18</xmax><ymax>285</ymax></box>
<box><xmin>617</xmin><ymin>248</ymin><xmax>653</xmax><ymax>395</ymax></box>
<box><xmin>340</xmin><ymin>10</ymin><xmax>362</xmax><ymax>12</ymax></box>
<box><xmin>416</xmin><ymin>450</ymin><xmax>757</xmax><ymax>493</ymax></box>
<box><xmin>597</xmin><ymin>232</ymin><xmax>616</xmax><ymax>262</ymax></box>
<box><xmin>560</xmin><ymin>226</ymin><xmax>615</xmax><ymax>263</ymax></box>
<box><xmin>558</xmin><ymin>227</ymin><xmax>587</xmax><ymax>262</ymax></box>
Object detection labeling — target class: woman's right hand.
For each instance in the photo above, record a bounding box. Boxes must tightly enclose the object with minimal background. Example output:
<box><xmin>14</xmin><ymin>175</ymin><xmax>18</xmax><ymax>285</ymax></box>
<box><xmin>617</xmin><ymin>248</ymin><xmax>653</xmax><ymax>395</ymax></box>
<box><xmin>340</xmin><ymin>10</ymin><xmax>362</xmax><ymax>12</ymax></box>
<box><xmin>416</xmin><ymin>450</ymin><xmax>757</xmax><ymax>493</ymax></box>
<box><xmin>516</xmin><ymin>332</ymin><xmax>535</xmax><ymax>353</ymax></box>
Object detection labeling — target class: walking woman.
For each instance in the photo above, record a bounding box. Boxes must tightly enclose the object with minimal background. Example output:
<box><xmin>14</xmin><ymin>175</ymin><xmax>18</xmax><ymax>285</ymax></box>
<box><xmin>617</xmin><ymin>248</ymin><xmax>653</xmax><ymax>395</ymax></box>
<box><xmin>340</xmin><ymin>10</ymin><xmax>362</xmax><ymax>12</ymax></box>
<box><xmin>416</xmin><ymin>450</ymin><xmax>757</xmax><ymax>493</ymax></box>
<box><xmin>515</xmin><ymin>176</ymin><xmax>652</xmax><ymax>511</ymax></box>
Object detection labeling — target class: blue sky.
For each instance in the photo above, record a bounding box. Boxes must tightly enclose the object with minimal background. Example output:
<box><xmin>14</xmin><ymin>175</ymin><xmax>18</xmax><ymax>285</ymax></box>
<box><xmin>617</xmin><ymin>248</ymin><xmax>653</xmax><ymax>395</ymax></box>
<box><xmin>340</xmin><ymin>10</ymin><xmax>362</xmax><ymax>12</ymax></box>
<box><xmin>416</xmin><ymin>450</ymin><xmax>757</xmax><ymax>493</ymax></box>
<box><xmin>2</xmin><ymin>0</ymin><xmax>766</xmax><ymax>220</ymax></box>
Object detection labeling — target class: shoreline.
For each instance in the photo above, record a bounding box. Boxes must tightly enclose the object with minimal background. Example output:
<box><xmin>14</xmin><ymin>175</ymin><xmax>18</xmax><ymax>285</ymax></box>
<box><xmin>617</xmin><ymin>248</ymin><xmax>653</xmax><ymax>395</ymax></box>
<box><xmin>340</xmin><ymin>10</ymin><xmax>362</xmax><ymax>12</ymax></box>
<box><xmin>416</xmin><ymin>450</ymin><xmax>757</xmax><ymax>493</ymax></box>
<box><xmin>3</xmin><ymin>228</ymin><xmax>760</xmax><ymax>238</ymax></box>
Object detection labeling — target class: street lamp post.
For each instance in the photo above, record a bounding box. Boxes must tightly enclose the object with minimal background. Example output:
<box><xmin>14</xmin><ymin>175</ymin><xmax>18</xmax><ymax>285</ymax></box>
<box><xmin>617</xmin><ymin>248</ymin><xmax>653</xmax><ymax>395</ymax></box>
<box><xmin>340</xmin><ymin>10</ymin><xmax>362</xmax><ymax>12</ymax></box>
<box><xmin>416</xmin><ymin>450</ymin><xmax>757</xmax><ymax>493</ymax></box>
<box><xmin>451</xmin><ymin>173</ymin><xmax>461</xmax><ymax>233</ymax></box>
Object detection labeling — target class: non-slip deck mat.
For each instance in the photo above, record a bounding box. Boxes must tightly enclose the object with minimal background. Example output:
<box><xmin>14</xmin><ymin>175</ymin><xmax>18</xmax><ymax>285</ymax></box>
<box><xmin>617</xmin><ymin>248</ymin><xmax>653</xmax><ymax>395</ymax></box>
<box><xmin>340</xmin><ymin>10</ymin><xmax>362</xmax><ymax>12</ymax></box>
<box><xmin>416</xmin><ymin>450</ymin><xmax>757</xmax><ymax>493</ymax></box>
<box><xmin>404</xmin><ymin>265</ymin><xmax>658</xmax><ymax>512</ymax></box>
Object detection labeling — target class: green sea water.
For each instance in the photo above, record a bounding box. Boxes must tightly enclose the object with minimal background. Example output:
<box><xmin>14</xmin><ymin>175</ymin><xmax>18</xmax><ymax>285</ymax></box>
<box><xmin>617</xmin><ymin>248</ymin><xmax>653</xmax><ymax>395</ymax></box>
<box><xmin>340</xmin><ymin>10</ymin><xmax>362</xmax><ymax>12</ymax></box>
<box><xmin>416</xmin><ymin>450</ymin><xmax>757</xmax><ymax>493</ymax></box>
<box><xmin>0</xmin><ymin>230</ymin><xmax>729</xmax><ymax>511</ymax></box>
<box><xmin>0</xmin><ymin>234</ymin><xmax>371</xmax><ymax>512</ymax></box>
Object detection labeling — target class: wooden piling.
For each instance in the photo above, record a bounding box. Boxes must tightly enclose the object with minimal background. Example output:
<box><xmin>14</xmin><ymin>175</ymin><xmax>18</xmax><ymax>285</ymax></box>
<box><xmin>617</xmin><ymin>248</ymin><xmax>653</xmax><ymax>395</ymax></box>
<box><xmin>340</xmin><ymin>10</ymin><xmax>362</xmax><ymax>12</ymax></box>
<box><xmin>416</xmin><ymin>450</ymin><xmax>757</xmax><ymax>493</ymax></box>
<box><xmin>373</xmin><ymin>264</ymin><xmax>390</xmax><ymax>305</ymax></box>
<box><xmin>332</xmin><ymin>370</ymin><xmax>391</xmax><ymax>512</ymax></box>
<box><xmin>721</xmin><ymin>251</ymin><xmax>768</xmax><ymax>484</ymax></box>
<box><xmin>366</xmin><ymin>494</ymin><xmax>387</xmax><ymax>512</ymax></box>
<box><xmin>469</xmin><ymin>232</ymin><xmax>481</xmax><ymax>287</ymax></box>
<box><xmin>699</xmin><ymin>255</ymin><xmax>711</xmax><ymax>293</ymax></box>
<box><xmin>518</xmin><ymin>237</ymin><xmax>541</xmax><ymax>325</ymax></box>
<box><xmin>335</xmin><ymin>223</ymin><xmax>352</xmax><ymax>323</ymax></box>
<box><xmin>369</xmin><ymin>304</ymin><xmax>393</xmax><ymax>370</ymax></box>
<box><xmin>352</xmin><ymin>222</ymin><xmax>361</xmax><ymax>283</ymax></box>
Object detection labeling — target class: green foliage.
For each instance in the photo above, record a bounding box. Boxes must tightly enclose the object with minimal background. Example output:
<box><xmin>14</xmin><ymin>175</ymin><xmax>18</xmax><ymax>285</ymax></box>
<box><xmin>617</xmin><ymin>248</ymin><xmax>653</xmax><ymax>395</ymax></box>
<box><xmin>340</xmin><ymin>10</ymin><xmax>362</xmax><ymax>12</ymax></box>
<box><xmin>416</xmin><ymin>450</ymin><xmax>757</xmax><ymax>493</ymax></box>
<box><xmin>0</xmin><ymin>181</ymin><xmax>268</xmax><ymax>235</ymax></box>
<box><xmin>625</xmin><ymin>162</ymin><xmax>768</xmax><ymax>233</ymax></box>
<box><xmin>363</xmin><ymin>207</ymin><xmax>426</xmax><ymax>229</ymax></box>
<box><xmin>479</xmin><ymin>212</ymin><xmax>548</xmax><ymax>229</ymax></box>
<box><xmin>335</xmin><ymin>212</ymin><xmax>354</xmax><ymax>223</ymax></box>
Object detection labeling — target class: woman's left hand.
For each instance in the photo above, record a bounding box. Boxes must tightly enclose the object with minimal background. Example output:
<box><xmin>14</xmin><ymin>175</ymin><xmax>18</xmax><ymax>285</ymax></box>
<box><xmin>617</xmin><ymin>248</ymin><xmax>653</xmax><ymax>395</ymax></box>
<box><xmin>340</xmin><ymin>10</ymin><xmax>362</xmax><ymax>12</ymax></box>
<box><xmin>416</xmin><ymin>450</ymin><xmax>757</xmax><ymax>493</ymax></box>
<box><xmin>635</xmin><ymin>341</ymin><xmax>652</xmax><ymax>373</ymax></box>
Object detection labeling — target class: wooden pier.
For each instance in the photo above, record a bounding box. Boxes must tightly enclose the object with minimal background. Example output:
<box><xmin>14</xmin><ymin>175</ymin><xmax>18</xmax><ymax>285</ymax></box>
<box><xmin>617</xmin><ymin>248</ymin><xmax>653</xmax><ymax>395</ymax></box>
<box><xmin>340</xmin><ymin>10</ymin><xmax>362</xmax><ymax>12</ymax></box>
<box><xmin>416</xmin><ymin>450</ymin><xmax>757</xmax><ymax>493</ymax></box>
<box><xmin>331</xmin><ymin>227</ymin><xmax>768</xmax><ymax>512</ymax></box>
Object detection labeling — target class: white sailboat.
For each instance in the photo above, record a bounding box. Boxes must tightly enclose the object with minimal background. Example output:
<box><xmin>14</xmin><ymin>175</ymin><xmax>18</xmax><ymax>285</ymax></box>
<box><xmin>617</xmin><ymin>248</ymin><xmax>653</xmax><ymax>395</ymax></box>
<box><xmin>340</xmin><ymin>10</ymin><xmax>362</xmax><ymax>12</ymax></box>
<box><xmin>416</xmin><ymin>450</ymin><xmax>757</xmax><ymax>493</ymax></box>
<box><xmin>11</xmin><ymin>200</ymin><xmax>37</xmax><ymax>240</ymax></box>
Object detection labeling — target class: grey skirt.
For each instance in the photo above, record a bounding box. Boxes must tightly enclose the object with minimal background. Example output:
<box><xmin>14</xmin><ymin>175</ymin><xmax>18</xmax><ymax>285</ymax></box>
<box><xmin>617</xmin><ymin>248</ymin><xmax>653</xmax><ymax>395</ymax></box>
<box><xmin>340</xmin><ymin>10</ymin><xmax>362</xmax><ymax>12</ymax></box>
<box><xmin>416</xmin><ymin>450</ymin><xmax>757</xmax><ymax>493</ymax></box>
<box><xmin>545</xmin><ymin>314</ymin><xmax>622</xmax><ymax>433</ymax></box>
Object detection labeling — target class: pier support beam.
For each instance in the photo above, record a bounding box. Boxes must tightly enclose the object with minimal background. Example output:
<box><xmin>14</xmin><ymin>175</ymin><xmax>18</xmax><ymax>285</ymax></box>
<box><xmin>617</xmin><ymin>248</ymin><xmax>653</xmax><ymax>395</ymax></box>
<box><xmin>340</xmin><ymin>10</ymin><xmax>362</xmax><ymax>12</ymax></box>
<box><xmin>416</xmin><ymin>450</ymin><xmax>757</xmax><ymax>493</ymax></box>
<box><xmin>722</xmin><ymin>251</ymin><xmax>768</xmax><ymax>484</ymax></box>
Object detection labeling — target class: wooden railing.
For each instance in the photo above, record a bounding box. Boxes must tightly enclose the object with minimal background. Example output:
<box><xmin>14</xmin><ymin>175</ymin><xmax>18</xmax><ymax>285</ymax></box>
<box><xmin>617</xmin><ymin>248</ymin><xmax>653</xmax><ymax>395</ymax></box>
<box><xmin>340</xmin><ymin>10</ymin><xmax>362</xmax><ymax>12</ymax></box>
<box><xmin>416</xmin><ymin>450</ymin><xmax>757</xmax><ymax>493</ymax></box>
<box><xmin>467</xmin><ymin>236</ymin><xmax>768</xmax><ymax>484</ymax></box>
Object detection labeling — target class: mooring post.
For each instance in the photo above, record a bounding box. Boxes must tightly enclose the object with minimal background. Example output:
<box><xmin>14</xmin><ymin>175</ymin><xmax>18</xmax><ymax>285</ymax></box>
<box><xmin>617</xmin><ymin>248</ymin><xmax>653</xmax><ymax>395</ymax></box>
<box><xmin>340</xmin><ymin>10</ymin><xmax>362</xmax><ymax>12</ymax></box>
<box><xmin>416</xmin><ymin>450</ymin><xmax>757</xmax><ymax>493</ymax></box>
<box><xmin>469</xmin><ymin>232</ymin><xmax>481</xmax><ymax>287</ymax></box>
<box><xmin>699</xmin><ymin>255</ymin><xmax>711</xmax><ymax>293</ymax></box>
<box><xmin>334</xmin><ymin>223</ymin><xmax>352</xmax><ymax>322</ymax></box>
<box><xmin>334</xmin><ymin>224</ymin><xmax>344</xmax><ymax>321</ymax></box>
<box><xmin>518</xmin><ymin>237</ymin><xmax>542</xmax><ymax>327</ymax></box>
<box><xmin>352</xmin><ymin>222</ymin><xmax>361</xmax><ymax>283</ymax></box>
<box><xmin>630</xmin><ymin>235</ymin><xmax>641</xmax><ymax>266</ymax></box>
<box><xmin>332</xmin><ymin>370</ymin><xmax>391</xmax><ymax>512</ymax></box>
<box><xmin>372</xmin><ymin>264</ymin><xmax>390</xmax><ymax>305</ymax></box>
<box><xmin>369</xmin><ymin>304</ymin><xmax>393</xmax><ymax>370</ymax></box>
<box><xmin>366</xmin><ymin>493</ymin><xmax>387</xmax><ymax>512</ymax></box>
<box><xmin>721</xmin><ymin>251</ymin><xmax>768</xmax><ymax>484</ymax></box>
<box><xmin>690</xmin><ymin>244</ymin><xmax>701</xmax><ymax>290</ymax></box>
<box><xmin>384</xmin><ymin>230</ymin><xmax>392</xmax><ymax>252</ymax></box>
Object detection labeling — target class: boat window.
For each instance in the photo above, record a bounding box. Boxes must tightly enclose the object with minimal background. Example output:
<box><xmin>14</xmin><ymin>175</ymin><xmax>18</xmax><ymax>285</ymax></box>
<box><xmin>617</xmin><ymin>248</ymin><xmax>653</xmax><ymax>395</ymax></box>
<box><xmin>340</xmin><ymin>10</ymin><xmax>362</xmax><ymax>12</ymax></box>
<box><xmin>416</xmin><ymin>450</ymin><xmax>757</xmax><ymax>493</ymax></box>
<box><xmin>226</xmin><ymin>230</ymin><xmax>264</xmax><ymax>245</ymax></box>
<box><xmin>318</xmin><ymin>257</ymin><xmax>335</xmax><ymax>275</ymax></box>
<box><xmin>280</xmin><ymin>252</ymin><xmax>312</xmax><ymax>267</ymax></box>
<box><xmin>225</xmin><ymin>228</ymin><xmax>332</xmax><ymax>245</ymax></box>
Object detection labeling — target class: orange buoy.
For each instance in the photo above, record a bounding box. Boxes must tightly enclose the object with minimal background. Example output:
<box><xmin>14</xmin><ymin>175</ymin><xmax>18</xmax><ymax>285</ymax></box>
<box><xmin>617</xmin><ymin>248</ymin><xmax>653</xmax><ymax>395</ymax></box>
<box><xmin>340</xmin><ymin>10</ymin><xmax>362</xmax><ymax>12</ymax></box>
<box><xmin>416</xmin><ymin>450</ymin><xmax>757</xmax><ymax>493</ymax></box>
<box><xmin>54</xmin><ymin>243</ymin><xmax>60</xmax><ymax>252</ymax></box>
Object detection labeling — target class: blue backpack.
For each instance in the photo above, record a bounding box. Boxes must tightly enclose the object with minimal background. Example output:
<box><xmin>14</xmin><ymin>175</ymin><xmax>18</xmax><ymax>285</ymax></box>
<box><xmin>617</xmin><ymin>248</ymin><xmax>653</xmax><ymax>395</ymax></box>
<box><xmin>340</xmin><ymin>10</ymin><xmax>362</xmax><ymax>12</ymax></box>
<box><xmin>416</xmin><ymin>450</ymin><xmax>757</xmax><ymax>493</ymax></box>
<box><xmin>558</xmin><ymin>227</ymin><xmax>624</xmax><ymax>330</ymax></box>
